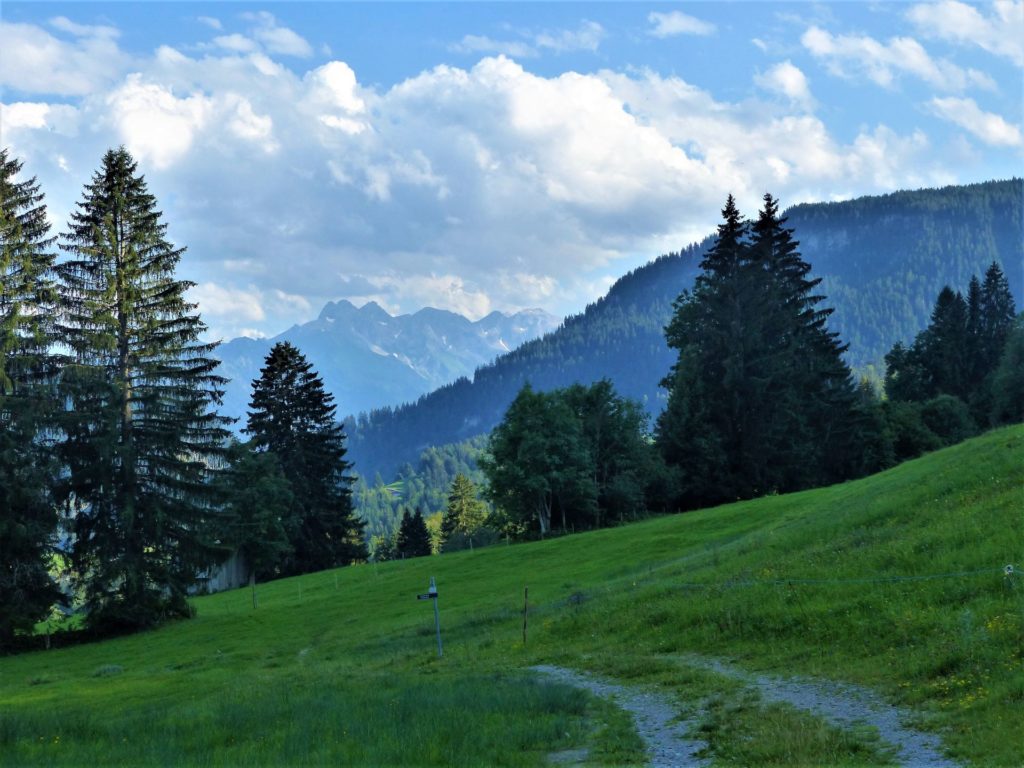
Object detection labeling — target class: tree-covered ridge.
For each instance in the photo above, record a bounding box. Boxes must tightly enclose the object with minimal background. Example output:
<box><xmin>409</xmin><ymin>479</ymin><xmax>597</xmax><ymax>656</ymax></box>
<box><xmin>347</xmin><ymin>179</ymin><xmax>1023</xmax><ymax>481</ymax></box>
<box><xmin>354</xmin><ymin>435</ymin><xmax>491</xmax><ymax>545</ymax></box>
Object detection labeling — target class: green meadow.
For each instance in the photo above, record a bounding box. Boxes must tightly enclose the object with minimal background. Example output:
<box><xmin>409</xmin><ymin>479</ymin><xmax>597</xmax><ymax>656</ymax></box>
<box><xmin>2</xmin><ymin>426</ymin><xmax>1022</xmax><ymax>766</ymax></box>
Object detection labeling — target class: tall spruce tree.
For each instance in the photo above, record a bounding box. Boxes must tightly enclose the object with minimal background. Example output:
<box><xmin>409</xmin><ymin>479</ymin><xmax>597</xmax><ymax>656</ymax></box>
<box><xmin>750</xmin><ymin>192</ymin><xmax>859</xmax><ymax>486</ymax></box>
<box><xmin>246</xmin><ymin>341</ymin><xmax>365</xmax><ymax>574</ymax></box>
<box><xmin>657</xmin><ymin>193</ymin><xmax>858</xmax><ymax>508</ymax></box>
<box><xmin>979</xmin><ymin>262</ymin><xmax>1016</xmax><ymax>373</ymax></box>
<box><xmin>55</xmin><ymin>147</ymin><xmax>230</xmax><ymax>630</ymax></box>
<box><xmin>0</xmin><ymin>150</ymin><xmax>63</xmax><ymax>648</ymax></box>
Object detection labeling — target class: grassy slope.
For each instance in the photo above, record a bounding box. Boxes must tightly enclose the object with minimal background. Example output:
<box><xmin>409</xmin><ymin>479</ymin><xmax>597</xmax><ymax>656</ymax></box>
<box><xmin>2</xmin><ymin>427</ymin><xmax>1022</xmax><ymax>766</ymax></box>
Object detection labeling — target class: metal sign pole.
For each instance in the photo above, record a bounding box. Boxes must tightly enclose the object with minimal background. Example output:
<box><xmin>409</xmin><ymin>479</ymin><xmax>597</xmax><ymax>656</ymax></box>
<box><xmin>416</xmin><ymin>577</ymin><xmax>443</xmax><ymax>657</ymax></box>
<box><xmin>430</xmin><ymin>576</ymin><xmax>442</xmax><ymax>657</ymax></box>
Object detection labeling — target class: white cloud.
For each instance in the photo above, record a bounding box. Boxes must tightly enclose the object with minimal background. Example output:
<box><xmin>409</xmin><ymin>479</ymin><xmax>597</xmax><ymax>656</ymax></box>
<box><xmin>534</xmin><ymin>20</ymin><xmax>605</xmax><ymax>53</ymax></box>
<box><xmin>0</xmin><ymin>20</ymin><xmax>129</xmax><ymax>96</ymax></box>
<box><xmin>928</xmin><ymin>97</ymin><xmax>1023</xmax><ymax>146</ymax></box>
<box><xmin>5</xmin><ymin>25</ymin><xmax>966</xmax><ymax>338</ymax></box>
<box><xmin>802</xmin><ymin>25</ymin><xmax>996</xmax><ymax>91</ymax></box>
<box><xmin>908</xmin><ymin>0</ymin><xmax>1024</xmax><ymax>66</ymax></box>
<box><xmin>227</xmin><ymin>96</ymin><xmax>277</xmax><ymax>152</ymax></box>
<box><xmin>244</xmin><ymin>11</ymin><xmax>313</xmax><ymax>58</ymax></box>
<box><xmin>647</xmin><ymin>11</ymin><xmax>716</xmax><ymax>38</ymax></box>
<box><xmin>755</xmin><ymin>61</ymin><xmax>814</xmax><ymax>109</ymax></box>
<box><xmin>189</xmin><ymin>283</ymin><xmax>266</xmax><ymax>323</ymax></box>
<box><xmin>451</xmin><ymin>35</ymin><xmax>538</xmax><ymax>58</ymax></box>
<box><xmin>306</xmin><ymin>61</ymin><xmax>366</xmax><ymax>113</ymax></box>
<box><xmin>197</xmin><ymin>16</ymin><xmax>222</xmax><ymax>31</ymax></box>
<box><xmin>450</xmin><ymin>20</ymin><xmax>605</xmax><ymax>58</ymax></box>
<box><xmin>213</xmin><ymin>34</ymin><xmax>259</xmax><ymax>54</ymax></box>
<box><xmin>49</xmin><ymin>16</ymin><xmax>119</xmax><ymax>38</ymax></box>
<box><xmin>105</xmin><ymin>75</ymin><xmax>213</xmax><ymax>170</ymax></box>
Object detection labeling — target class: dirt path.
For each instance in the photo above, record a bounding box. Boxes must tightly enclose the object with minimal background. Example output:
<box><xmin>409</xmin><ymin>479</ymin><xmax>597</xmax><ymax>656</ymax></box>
<box><xmin>680</xmin><ymin>655</ymin><xmax>959</xmax><ymax>768</ymax></box>
<box><xmin>534</xmin><ymin>659</ymin><xmax>960</xmax><ymax>768</ymax></box>
<box><xmin>532</xmin><ymin>665</ymin><xmax>710</xmax><ymax>768</ymax></box>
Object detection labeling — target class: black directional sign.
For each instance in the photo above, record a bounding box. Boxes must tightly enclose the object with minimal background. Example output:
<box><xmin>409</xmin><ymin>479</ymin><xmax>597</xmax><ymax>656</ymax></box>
<box><xmin>417</xmin><ymin>593</ymin><xmax>438</xmax><ymax>600</ymax></box>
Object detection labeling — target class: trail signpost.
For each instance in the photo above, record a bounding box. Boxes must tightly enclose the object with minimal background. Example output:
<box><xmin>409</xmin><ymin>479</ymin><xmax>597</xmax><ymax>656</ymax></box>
<box><xmin>416</xmin><ymin>576</ymin><xmax>443</xmax><ymax>657</ymax></box>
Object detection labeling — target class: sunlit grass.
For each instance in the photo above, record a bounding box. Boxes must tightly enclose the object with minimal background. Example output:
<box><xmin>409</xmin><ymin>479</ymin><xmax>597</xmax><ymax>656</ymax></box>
<box><xmin>2</xmin><ymin>426</ymin><xmax>1021</xmax><ymax>765</ymax></box>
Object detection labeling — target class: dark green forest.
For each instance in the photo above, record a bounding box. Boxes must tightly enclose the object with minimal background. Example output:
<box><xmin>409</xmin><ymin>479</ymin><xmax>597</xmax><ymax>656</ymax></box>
<box><xmin>345</xmin><ymin>180</ymin><xmax>1023</xmax><ymax>482</ymax></box>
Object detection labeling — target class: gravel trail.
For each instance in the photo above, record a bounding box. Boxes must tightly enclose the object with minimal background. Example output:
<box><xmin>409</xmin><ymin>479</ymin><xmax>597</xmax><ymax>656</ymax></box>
<box><xmin>532</xmin><ymin>664</ymin><xmax>709</xmax><ymax>768</ymax></box>
<box><xmin>681</xmin><ymin>655</ymin><xmax>959</xmax><ymax>768</ymax></box>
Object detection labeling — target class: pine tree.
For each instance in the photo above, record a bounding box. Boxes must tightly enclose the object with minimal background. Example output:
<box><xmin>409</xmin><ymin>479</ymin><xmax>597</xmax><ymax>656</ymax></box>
<box><xmin>921</xmin><ymin>287</ymin><xmax>969</xmax><ymax>400</ymax></box>
<box><xmin>750</xmin><ymin>192</ymin><xmax>859</xmax><ymax>486</ymax></box>
<box><xmin>440</xmin><ymin>473</ymin><xmax>487</xmax><ymax>547</ymax></box>
<box><xmin>246</xmin><ymin>341</ymin><xmax>365</xmax><ymax>574</ymax></box>
<box><xmin>657</xmin><ymin>195</ymin><xmax>750</xmax><ymax>504</ymax></box>
<box><xmin>395</xmin><ymin>508</ymin><xmax>431</xmax><ymax>558</ymax></box>
<box><xmin>658</xmin><ymin>193</ymin><xmax>859</xmax><ymax>508</ymax></box>
<box><xmin>979</xmin><ymin>262</ymin><xmax>1016</xmax><ymax>373</ymax></box>
<box><xmin>0</xmin><ymin>150</ymin><xmax>63</xmax><ymax>648</ymax></box>
<box><xmin>990</xmin><ymin>316</ymin><xmax>1024</xmax><ymax>426</ymax></box>
<box><xmin>55</xmin><ymin>147</ymin><xmax>230</xmax><ymax>630</ymax></box>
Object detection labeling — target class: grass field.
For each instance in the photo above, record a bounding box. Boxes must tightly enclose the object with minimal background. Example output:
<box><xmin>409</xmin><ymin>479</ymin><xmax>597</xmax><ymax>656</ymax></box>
<box><xmin>2</xmin><ymin>426</ymin><xmax>1022</xmax><ymax>766</ymax></box>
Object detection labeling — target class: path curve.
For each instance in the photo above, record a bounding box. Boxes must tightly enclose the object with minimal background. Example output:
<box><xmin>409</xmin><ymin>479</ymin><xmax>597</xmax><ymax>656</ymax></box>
<box><xmin>681</xmin><ymin>655</ymin><xmax>959</xmax><ymax>768</ymax></box>
<box><xmin>532</xmin><ymin>665</ymin><xmax>709</xmax><ymax>768</ymax></box>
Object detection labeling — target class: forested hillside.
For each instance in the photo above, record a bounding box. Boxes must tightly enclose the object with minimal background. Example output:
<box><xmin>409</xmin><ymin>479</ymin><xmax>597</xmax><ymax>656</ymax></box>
<box><xmin>346</xmin><ymin>180</ymin><xmax>1022</xmax><ymax>480</ymax></box>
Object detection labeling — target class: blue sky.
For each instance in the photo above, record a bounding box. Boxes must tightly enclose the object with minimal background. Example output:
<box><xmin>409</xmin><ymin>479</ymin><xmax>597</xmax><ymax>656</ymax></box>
<box><xmin>3</xmin><ymin>2</ymin><xmax>1022</xmax><ymax>340</ymax></box>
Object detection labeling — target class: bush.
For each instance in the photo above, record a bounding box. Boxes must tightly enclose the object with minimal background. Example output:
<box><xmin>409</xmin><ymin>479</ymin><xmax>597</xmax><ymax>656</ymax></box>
<box><xmin>919</xmin><ymin>395</ymin><xmax>976</xmax><ymax>445</ymax></box>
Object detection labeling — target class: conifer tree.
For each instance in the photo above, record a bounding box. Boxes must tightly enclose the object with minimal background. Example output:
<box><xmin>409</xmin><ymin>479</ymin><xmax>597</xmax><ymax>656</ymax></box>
<box><xmin>395</xmin><ymin>508</ymin><xmax>432</xmax><ymax>558</ymax></box>
<box><xmin>990</xmin><ymin>316</ymin><xmax>1024</xmax><ymax>426</ymax></box>
<box><xmin>658</xmin><ymin>193</ymin><xmax>859</xmax><ymax>508</ymax></box>
<box><xmin>246</xmin><ymin>341</ymin><xmax>365</xmax><ymax>573</ymax></box>
<box><xmin>55</xmin><ymin>147</ymin><xmax>230</xmax><ymax>630</ymax></box>
<box><xmin>440</xmin><ymin>473</ymin><xmax>488</xmax><ymax>546</ymax></box>
<box><xmin>750</xmin><ymin>193</ymin><xmax>859</xmax><ymax>486</ymax></box>
<box><xmin>979</xmin><ymin>262</ymin><xmax>1016</xmax><ymax>372</ymax></box>
<box><xmin>0</xmin><ymin>150</ymin><xmax>62</xmax><ymax>647</ymax></box>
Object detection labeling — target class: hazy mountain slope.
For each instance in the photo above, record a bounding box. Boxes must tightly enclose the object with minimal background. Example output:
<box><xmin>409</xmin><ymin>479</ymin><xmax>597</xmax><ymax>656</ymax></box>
<box><xmin>346</xmin><ymin>179</ymin><xmax>1022</xmax><ymax>480</ymax></box>
<box><xmin>214</xmin><ymin>300</ymin><xmax>558</xmax><ymax>426</ymax></box>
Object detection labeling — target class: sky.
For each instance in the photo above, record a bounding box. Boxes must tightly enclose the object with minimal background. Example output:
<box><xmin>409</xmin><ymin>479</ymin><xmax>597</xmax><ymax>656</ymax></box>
<box><xmin>2</xmin><ymin>1</ymin><xmax>1022</xmax><ymax>341</ymax></box>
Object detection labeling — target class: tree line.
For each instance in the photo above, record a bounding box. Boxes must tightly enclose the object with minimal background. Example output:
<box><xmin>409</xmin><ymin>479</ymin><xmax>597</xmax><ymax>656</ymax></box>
<box><xmin>478</xmin><ymin>194</ymin><xmax>1022</xmax><ymax>537</ymax></box>
<box><xmin>344</xmin><ymin>180</ymin><xmax>1022</xmax><ymax>484</ymax></box>
<box><xmin>1</xmin><ymin>149</ymin><xmax>362</xmax><ymax>650</ymax></box>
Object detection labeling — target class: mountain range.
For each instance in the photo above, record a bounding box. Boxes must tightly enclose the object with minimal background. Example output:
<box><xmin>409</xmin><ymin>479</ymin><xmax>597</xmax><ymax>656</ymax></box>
<box><xmin>343</xmin><ymin>179</ymin><xmax>1023</xmax><ymax>481</ymax></box>
<box><xmin>214</xmin><ymin>300</ymin><xmax>559</xmax><ymax>428</ymax></box>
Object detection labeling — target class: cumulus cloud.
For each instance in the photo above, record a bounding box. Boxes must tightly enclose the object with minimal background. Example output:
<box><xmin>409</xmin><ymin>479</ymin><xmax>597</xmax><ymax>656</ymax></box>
<box><xmin>755</xmin><ymin>61</ymin><xmax>814</xmax><ymax>110</ymax></box>
<box><xmin>907</xmin><ymin>0</ymin><xmax>1024</xmax><ymax>66</ymax></box>
<box><xmin>802</xmin><ymin>25</ymin><xmax>996</xmax><ymax>91</ymax></box>
<box><xmin>6</xmin><ymin>21</ymin><xmax>968</xmax><ymax>339</ymax></box>
<box><xmin>197</xmin><ymin>16</ymin><xmax>222</xmax><ymax>31</ymax></box>
<box><xmin>213</xmin><ymin>33</ymin><xmax>259</xmax><ymax>54</ymax></box>
<box><xmin>927</xmin><ymin>97</ymin><xmax>1023</xmax><ymax>146</ymax></box>
<box><xmin>0</xmin><ymin>20</ymin><xmax>129</xmax><ymax>96</ymax></box>
<box><xmin>647</xmin><ymin>11</ymin><xmax>716</xmax><ymax>38</ymax></box>
<box><xmin>105</xmin><ymin>76</ymin><xmax>213</xmax><ymax>170</ymax></box>
<box><xmin>244</xmin><ymin>11</ymin><xmax>313</xmax><ymax>58</ymax></box>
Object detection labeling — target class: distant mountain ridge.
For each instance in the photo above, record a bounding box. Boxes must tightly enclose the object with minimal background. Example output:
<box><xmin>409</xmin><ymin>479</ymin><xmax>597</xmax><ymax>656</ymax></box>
<box><xmin>214</xmin><ymin>300</ymin><xmax>559</xmax><ymax>427</ymax></box>
<box><xmin>344</xmin><ymin>179</ymin><xmax>1023</xmax><ymax>480</ymax></box>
